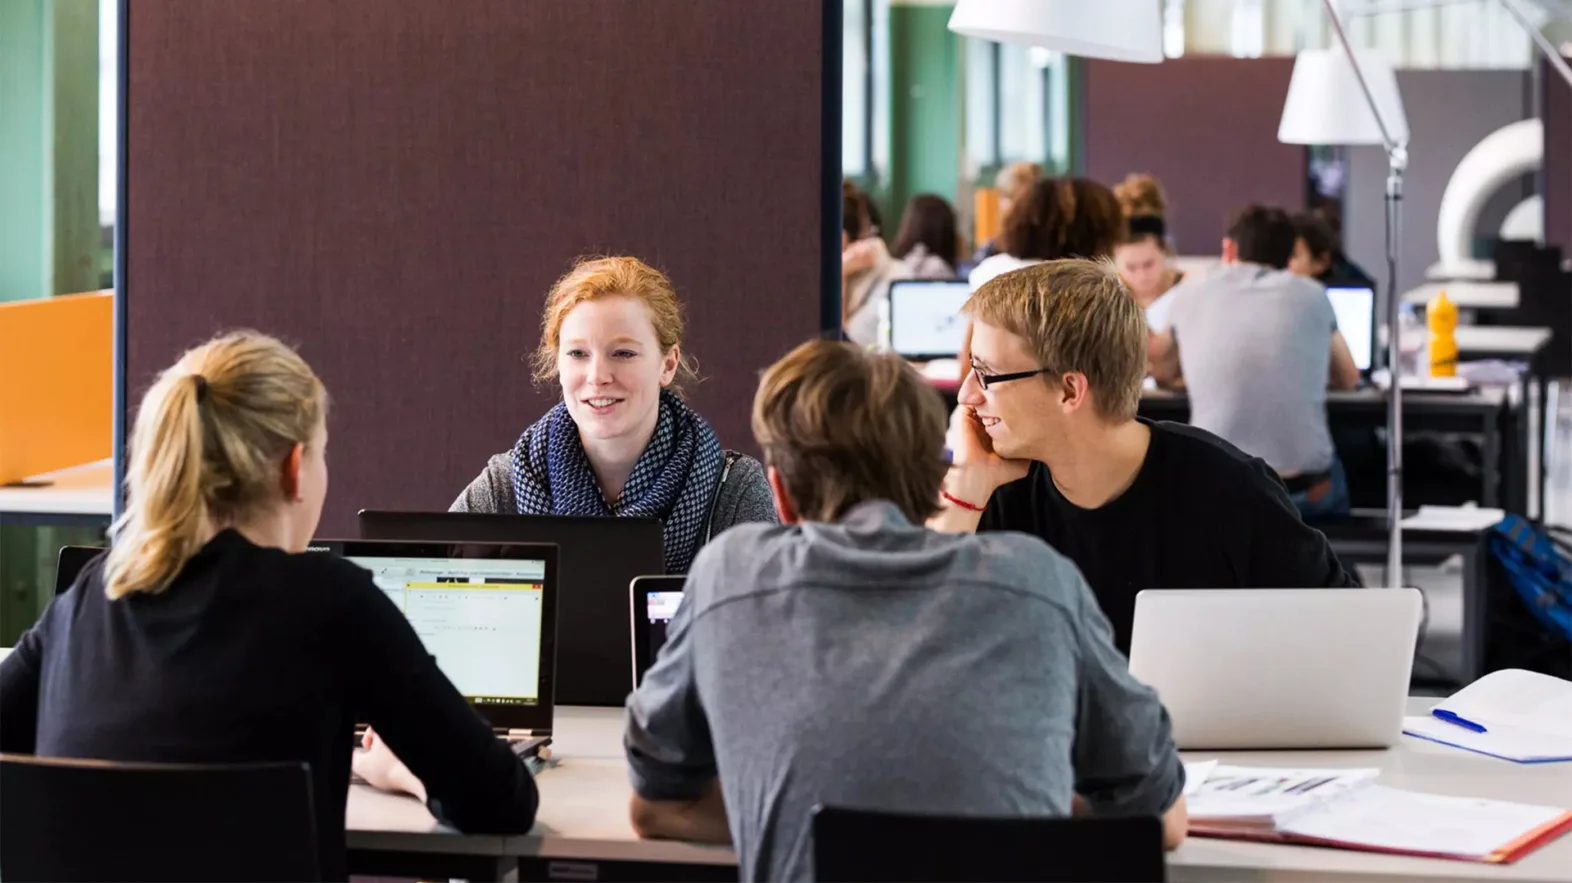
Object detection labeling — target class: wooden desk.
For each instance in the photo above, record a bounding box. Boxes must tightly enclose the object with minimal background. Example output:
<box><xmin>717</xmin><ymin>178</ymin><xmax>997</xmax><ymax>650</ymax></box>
<box><xmin>0</xmin><ymin>459</ymin><xmax>114</xmax><ymax>528</ymax></box>
<box><xmin>347</xmin><ymin>702</ymin><xmax>1572</xmax><ymax>882</ymax></box>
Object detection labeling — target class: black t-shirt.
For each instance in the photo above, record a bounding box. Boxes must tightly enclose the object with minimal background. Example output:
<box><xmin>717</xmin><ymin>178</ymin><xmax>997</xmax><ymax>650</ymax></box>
<box><xmin>979</xmin><ymin>420</ymin><xmax>1361</xmax><ymax>653</ymax></box>
<box><xmin>0</xmin><ymin>530</ymin><xmax>539</xmax><ymax>880</ymax></box>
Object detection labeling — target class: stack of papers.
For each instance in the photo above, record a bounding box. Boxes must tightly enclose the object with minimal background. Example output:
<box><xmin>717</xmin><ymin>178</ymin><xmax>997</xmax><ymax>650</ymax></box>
<box><xmin>1402</xmin><ymin>669</ymin><xmax>1572</xmax><ymax>763</ymax></box>
<box><xmin>1400</xmin><ymin>504</ymin><xmax>1506</xmax><ymax>532</ymax></box>
<box><xmin>1183</xmin><ymin>762</ymin><xmax>1572</xmax><ymax>863</ymax></box>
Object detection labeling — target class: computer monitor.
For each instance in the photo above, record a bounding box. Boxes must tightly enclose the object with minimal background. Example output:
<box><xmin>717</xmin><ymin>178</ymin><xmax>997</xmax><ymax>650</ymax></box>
<box><xmin>1326</xmin><ymin>286</ymin><xmax>1375</xmax><ymax>372</ymax></box>
<box><xmin>888</xmin><ymin>280</ymin><xmax>972</xmax><ymax>361</ymax></box>
<box><xmin>629</xmin><ymin>575</ymin><xmax>685</xmax><ymax>689</ymax></box>
<box><xmin>357</xmin><ymin>510</ymin><xmax>664</xmax><ymax>707</ymax></box>
<box><xmin>311</xmin><ymin>539</ymin><xmax>559</xmax><ymax>733</ymax></box>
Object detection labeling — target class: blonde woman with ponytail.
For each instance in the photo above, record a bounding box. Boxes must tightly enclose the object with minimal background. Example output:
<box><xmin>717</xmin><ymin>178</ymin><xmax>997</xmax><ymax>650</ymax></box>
<box><xmin>1</xmin><ymin>331</ymin><xmax>540</xmax><ymax>880</ymax></box>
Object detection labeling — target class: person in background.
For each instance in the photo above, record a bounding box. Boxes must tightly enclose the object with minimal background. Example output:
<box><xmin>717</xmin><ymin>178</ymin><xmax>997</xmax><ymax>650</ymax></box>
<box><xmin>841</xmin><ymin>181</ymin><xmax>907</xmax><ymax>347</ymax></box>
<box><xmin>1113</xmin><ymin>173</ymin><xmax>1186</xmax><ymax>330</ymax></box>
<box><xmin>0</xmin><ymin>331</ymin><xmax>540</xmax><ymax>880</ymax></box>
<box><xmin>451</xmin><ymin>256</ymin><xmax>776</xmax><ymax>572</ymax></box>
<box><xmin>1149</xmin><ymin>206</ymin><xmax>1362</xmax><ymax>521</ymax></box>
<box><xmin>1289</xmin><ymin>209</ymin><xmax>1378</xmax><ymax>290</ymax></box>
<box><xmin>624</xmin><ymin>340</ymin><xmax>1188</xmax><ymax>882</ymax></box>
<box><xmin>968</xmin><ymin>176</ymin><xmax>1126</xmax><ymax>291</ymax></box>
<box><xmin>931</xmin><ymin>260</ymin><xmax>1360</xmax><ymax>653</ymax></box>
<box><xmin>972</xmin><ymin>161</ymin><xmax>1045</xmax><ymax>262</ymax></box>
<box><xmin>889</xmin><ymin>193</ymin><xmax>962</xmax><ymax>280</ymax></box>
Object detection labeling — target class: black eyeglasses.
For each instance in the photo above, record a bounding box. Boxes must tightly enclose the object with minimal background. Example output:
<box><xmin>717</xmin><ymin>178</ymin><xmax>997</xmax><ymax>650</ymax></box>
<box><xmin>968</xmin><ymin>364</ymin><xmax>1051</xmax><ymax>391</ymax></box>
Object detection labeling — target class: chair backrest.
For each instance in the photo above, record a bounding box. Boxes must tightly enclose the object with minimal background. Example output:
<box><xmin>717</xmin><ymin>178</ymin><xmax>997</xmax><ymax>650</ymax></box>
<box><xmin>811</xmin><ymin>805</ymin><xmax>1166</xmax><ymax>883</ymax></box>
<box><xmin>0</xmin><ymin>754</ymin><xmax>319</xmax><ymax>882</ymax></box>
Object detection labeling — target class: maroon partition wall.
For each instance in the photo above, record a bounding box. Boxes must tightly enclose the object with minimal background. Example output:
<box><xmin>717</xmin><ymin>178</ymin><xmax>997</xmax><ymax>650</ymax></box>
<box><xmin>123</xmin><ymin>0</ymin><xmax>830</xmax><ymax>535</ymax></box>
<box><xmin>1544</xmin><ymin>55</ymin><xmax>1572</xmax><ymax>258</ymax></box>
<box><xmin>1081</xmin><ymin>56</ymin><xmax>1308</xmax><ymax>254</ymax></box>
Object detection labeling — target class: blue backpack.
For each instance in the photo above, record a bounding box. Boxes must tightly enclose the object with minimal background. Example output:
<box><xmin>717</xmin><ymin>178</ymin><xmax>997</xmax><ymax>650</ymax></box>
<box><xmin>1489</xmin><ymin>515</ymin><xmax>1572</xmax><ymax>644</ymax></box>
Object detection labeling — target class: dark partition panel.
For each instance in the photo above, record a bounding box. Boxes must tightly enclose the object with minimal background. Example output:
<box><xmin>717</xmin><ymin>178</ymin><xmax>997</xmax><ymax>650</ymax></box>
<box><xmin>120</xmin><ymin>0</ymin><xmax>833</xmax><ymax>535</ymax></box>
<box><xmin>1344</xmin><ymin>70</ymin><xmax>1533</xmax><ymax>292</ymax></box>
<box><xmin>1545</xmin><ymin>55</ymin><xmax>1572</xmax><ymax>258</ymax></box>
<box><xmin>1081</xmin><ymin>56</ymin><xmax>1307</xmax><ymax>255</ymax></box>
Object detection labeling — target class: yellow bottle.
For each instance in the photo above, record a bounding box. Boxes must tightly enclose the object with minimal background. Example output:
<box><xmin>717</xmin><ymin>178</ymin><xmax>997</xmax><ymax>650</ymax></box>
<box><xmin>1428</xmin><ymin>289</ymin><xmax>1459</xmax><ymax>377</ymax></box>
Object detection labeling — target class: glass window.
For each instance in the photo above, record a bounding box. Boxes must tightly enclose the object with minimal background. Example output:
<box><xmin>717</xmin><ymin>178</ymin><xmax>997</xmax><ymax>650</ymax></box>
<box><xmin>843</xmin><ymin>0</ymin><xmax>869</xmax><ymax>176</ymax></box>
<box><xmin>997</xmin><ymin>43</ymin><xmax>1045</xmax><ymax>164</ymax></box>
<box><xmin>963</xmin><ymin>37</ymin><xmax>998</xmax><ymax>173</ymax></box>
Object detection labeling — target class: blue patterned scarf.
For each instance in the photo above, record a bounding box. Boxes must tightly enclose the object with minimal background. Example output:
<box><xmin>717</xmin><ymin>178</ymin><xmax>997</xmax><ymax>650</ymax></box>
<box><xmin>510</xmin><ymin>390</ymin><xmax>725</xmax><ymax>573</ymax></box>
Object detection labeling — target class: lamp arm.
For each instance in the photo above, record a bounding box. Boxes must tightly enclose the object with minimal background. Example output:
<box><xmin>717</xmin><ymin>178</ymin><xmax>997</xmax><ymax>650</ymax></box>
<box><xmin>1499</xmin><ymin>0</ymin><xmax>1572</xmax><ymax>88</ymax></box>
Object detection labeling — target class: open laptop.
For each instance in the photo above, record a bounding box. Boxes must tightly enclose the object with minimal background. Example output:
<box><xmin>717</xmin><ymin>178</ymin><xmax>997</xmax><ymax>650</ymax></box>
<box><xmin>887</xmin><ymin>280</ymin><xmax>972</xmax><ymax>361</ymax></box>
<box><xmin>56</xmin><ymin>545</ymin><xmax>106</xmax><ymax>594</ymax></box>
<box><xmin>311</xmin><ymin>538</ymin><xmax>559</xmax><ymax>756</ymax></box>
<box><xmin>1326</xmin><ymin>286</ymin><xmax>1375</xmax><ymax>376</ymax></box>
<box><xmin>357</xmin><ymin>510</ymin><xmax>664</xmax><ymax>707</ymax></box>
<box><xmin>1128</xmin><ymin>588</ymin><xmax>1421</xmax><ymax>749</ymax></box>
<box><xmin>629</xmin><ymin>575</ymin><xmax>685</xmax><ymax>689</ymax></box>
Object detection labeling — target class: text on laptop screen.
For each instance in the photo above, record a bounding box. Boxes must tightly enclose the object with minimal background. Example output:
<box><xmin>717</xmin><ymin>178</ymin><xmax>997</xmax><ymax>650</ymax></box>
<box><xmin>1326</xmin><ymin>287</ymin><xmax>1374</xmax><ymax>372</ymax></box>
<box><xmin>645</xmin><ymin>590</ymin><xmax>684</xmax><ymax>661</ymax></box>
<box><xmin>348</xmin><ymin>556</ymin><xmax>548</xmax><ymax>706</ymax></box>
<box><xmin>889</xmin><ymin>281</ymin><xmax>971</xmax><ymax>358</ymax></box>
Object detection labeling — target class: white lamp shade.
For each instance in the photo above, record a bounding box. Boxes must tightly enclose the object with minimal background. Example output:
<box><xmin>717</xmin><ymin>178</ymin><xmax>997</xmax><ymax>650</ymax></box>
<box><xmin>1278</xmin><ymin>48</ymin><xmax>1409</xmax><ymax>146</ymax></box>
<box><xmin>948</xmin><ymin>0</ymin><xmax>1163</xmax><ymax>64</ymax></box>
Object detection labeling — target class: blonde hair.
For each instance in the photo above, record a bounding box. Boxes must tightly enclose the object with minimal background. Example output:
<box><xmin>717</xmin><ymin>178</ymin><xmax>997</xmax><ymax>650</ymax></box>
<box><xmin>531</xmin><ymin>256</ymin><xmax>698</xmax><ymax>393</ymax></box>
<box><xmin>752</xmin><ymin>340</ymin><xmax>948</xmax><ymax>525</ymax></box>
<box><xmin>105</xmin><ymin>331</ymin><xmax>326</xmax><ymax>599</ymax></box>
<box><xmin>995</xmin><ymin>162</ymin><xmax>1045</xmax><ymax>203</ymax></box>
<box><xmin>963</xmin><ymin>259</ymin><xmax>1146</xmax><ymax>422</ymax></box>
<box><xmin>1114</xmin><ymin>173</ymin><xmax>1167</xmax><ymax>219</ymax></box>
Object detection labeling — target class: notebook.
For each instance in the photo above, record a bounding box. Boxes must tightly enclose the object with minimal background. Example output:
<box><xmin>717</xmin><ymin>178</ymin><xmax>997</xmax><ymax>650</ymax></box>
<box><xmin>1401</xmin><ymin>669</ymin><xmax>1572</xmax><ymax>763</ymax></box>
<box><xmin>1186</xmin><ymin>763</ymin><xmax>1572</xmax><ymax>863</ymax></box>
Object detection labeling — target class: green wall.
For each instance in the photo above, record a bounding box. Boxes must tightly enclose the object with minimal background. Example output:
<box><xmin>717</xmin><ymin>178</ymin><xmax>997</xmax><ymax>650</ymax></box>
<box><xmin>886</xmin><ymin>2</ymin><xmax>961</xmax><ymax>229</ymax></box>
<box><xmin>0</xmin><ymin>0</ymin><xmax>100</xmax><ymax>302</ymax></box>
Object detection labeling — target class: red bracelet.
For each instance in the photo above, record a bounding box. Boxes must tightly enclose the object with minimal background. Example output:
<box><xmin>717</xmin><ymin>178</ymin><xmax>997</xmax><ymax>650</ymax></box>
<box><xmin>941</xmin><ymin>490</ymin><xmax>986</xmax><ymax>513</ymax></box>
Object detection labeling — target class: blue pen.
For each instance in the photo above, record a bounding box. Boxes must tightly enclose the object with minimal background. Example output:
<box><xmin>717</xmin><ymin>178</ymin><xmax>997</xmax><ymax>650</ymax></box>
<box><xmin>1432</xmin><ymin>708</ymin><xmax>1488</xmax><ymax>734</ymax></box>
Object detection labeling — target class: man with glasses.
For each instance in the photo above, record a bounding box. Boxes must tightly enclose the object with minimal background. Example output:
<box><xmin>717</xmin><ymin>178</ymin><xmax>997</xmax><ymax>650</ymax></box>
<box><xmin>930</xmin><ymin>259</ymin><xmax>1358</xmax><ymax>654</ymax></box>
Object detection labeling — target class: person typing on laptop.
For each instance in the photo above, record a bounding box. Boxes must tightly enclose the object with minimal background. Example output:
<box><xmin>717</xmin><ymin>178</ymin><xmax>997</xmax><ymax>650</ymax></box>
<box><xmin>1148</xmin><ymin>206</ymin><xmax>1362</xmax><ymax>521</ymax></box>
<box><xmin>623</xmin><ymin>340</ymin><xmax>1188</xmax><ymax>882</ymax></box>
<box><xmin>930</xmin><ymin>259</ymin><xmax>1360</xmax><ymax>655</ymax></box>
<box><xmin>0</xmin><ymin>331</ymin><xmax>538</xmax><ymax>881</ymax></box>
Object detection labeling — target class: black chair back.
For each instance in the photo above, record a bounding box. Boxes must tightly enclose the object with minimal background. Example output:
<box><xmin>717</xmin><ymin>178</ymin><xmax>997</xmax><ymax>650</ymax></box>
<box><xmin>0</xmin><ymin>754</ymin><xmax>319</xmax><ymax>882</ymax></box>
<box><xmin>811</xmin><ymin>805</ymin><xmax>1166</xmax><ymax>882</ymax></box>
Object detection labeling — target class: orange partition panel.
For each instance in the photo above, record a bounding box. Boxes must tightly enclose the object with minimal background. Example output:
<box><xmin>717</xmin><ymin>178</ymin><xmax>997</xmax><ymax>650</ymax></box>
<box><xmin>0</xmin><ymin>291</ymin><xmax>113</xmax><ymax>484</ymax></box>
<box><xmin>973</xmin><ymin>187</ymin><xmax>1001</xmax><ymax>252</ymax></box>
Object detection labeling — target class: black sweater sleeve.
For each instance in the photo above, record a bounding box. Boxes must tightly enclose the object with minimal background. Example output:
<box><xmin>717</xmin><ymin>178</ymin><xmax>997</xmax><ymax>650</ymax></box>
<box><xmin>338</xmin><ymin>567</ymin><xmax>539</xmax><ymax>833</ymax></box>
<box><xmin>0</xmin><ymin>603</ymin><xmax>50</xmax><ymax>754</ymax></box>
<box><xmin>1242</xmin><ymin>458</ymin><xmax>1363</xmax><ymax>588</ymax></box>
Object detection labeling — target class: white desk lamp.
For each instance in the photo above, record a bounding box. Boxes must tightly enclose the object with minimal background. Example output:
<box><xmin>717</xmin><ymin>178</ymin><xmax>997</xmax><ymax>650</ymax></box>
<box><xmin>1279</xmin><ymin>8</ymin><xmax>1410</xmax><ymax>585</ymax></box>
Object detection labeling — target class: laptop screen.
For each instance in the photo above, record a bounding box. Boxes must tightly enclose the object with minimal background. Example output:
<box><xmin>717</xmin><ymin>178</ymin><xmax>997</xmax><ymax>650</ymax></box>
<box><xmin>1326</xmin><ymin>286</ymin><xmax>1374</xmax><ymax>372</ymax></box>
<box><xmin>346</xmin><ymin>552</ymin><xmax>550</xmax><ymax>708</ymax></box>
<box><xmin>888</xmin><ymin>280</ymin><xmax>971</xmax><ymax>360</ymax></box>
<box><xmin>631</xmin><ymin>576</ymin><xmax>685</xmax><ymax>688</ymax></box>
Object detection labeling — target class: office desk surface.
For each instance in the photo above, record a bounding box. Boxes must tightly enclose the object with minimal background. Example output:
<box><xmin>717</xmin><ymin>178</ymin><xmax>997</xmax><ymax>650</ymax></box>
<box><xmin>1455</xmin><ymin>325</ymin><xmax>1554</xmax><ymax>356</ymax></box>
<box><xmin>1403</xmin><ymin>281</ymin><xmax>1520</xmax><ymax>310</ymax></box>
<box><xmin>0</xmin><ymin>459</ymin><xmax>113</xmax><ymax>517</ymax></box>
<box><xmin>348</xmin><ymin>702</ymin><xmax>1572</xmax><ymax>881</ymax></box>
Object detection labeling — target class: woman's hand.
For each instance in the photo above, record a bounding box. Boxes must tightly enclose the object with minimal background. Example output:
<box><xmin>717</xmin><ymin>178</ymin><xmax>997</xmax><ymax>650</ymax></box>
<box><xmin>352</xmin><ymin>727</ymin><xmax>427</xmax><ymax>803</ymax></box>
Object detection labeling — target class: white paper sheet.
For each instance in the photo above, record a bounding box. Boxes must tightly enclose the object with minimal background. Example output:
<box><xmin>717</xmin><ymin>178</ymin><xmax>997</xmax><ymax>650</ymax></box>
<box><xmin>1400</xmin><ymin>504</ymin><xmax>1506</xmax><ymax>531</ymax></box>
<box><xmin>1403</xmin><ymin>716</ymin><xmax>1572</xmax><ymax>763</ymax></box>
<box><xmin>1279</xmin><ymin>785</ymin><xmax>1568</xmax><ymax>859</ymax></box>
<box><xmin>1182</xmin><ymin>760</ymin><xmax>1218</xmax><ymax>797</ymax></box>
<box><xmin>1186</xmin><ymin>765</ymin><xmax>1380</xmax><ymax>824</ymax></box>
<box><xmin>1437</xmin><ymin>669</ymin><xmax>1572</xmax><ymax>738</ymax></box>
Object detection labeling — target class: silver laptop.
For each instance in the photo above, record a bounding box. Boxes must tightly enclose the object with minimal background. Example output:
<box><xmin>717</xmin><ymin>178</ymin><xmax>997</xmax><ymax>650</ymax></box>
<box><xmin>1128</xmin><ymin>588</ymin><xmax>1422</xmax><ymax>750</ymax></box>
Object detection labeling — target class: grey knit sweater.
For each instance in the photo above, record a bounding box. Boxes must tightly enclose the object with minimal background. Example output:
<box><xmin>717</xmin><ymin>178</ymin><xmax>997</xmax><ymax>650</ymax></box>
<box><xmin>449</xmin><ymin>449</ymin><xmax>779</xmax><ymax>544</ymax></box>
